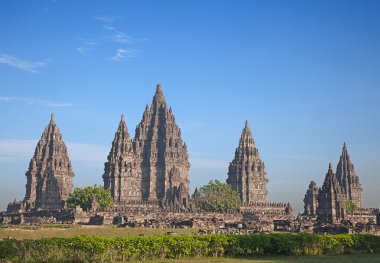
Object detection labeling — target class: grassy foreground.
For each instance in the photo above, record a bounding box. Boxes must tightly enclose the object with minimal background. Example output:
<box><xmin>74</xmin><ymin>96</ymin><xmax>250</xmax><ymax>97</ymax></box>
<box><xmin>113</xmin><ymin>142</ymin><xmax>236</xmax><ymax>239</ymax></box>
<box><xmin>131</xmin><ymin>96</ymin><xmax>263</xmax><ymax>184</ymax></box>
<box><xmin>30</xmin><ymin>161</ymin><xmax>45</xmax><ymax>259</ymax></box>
<box><xmin>145</xmin><ymin>254</ymin><xmax>380</xmax><ymax>262</ymax></box>
<box><xmin>0</xmin><ymin>225</ymin><xmax>197</xmax><ymax>239</ymax></box>
<box><xmin>1</xmin><ymin>233</ymin><xmax>380</xmax><ymax>262</ymax></box>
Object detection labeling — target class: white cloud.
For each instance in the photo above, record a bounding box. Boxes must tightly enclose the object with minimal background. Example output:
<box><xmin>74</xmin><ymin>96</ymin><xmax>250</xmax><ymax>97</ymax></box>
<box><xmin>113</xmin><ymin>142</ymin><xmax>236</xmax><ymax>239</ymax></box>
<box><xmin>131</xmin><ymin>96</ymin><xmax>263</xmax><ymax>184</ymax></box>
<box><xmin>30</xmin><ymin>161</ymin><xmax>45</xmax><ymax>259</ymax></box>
<box><xmin>76</xmin><ymin>37</ymin><xmax>101</xmax><ymax>46</ymax></box>
<box><xmin>0</xmin><ymin>54</ymin><xmax>50</xmax><ymax>73</ymax></box>
<box><xmin>93</xmin><ymin>16</ymin><xmax>121</xmax><ymax>24</ymax></box>
<box><xmin>104</xmin><ymin>26</ymin><xmax>134</xmax><ymax>44</ymax></box>
<box><xmin>111</xmin><ymin>48</ymin><xmax>137</xmax><ymax>61</ymax></box>
<box><xmin>0</xmin><ymin>96</ymin><xmax>72</xmax><ymax>108</ymax></box>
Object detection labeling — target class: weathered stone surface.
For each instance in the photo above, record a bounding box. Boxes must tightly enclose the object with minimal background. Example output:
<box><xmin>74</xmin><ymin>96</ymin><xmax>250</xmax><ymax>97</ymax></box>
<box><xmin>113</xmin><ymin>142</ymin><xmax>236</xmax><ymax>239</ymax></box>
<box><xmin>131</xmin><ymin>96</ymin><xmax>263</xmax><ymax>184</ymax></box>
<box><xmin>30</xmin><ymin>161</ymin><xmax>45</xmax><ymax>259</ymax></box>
<box><xmin>104</xmin><ymin>85</ymin><xmax>191</xmax><ymax>209</ymax></box>
<box><xmin>305</xmin><ymin>143</ymin><xmax>368</xmax><ymax>223</ymax></box>
<box><xmin>317</xmin><ymin>164</ymin><xmax>346</xmax><ymax>223</ymax></box>
<box><xmin>103</xmin><ymin>115</ymin><xmax>142</xmax><ymax>203</ymax></box>
<box><xmin>227</xmin><ymin>121</ymin><xmax>268</xmax><ymax>205</ymax></box>
<box><xmin>303</xmin><ymin>181</ymin><xmax>319</xmax><ymax>216</ymax></box>
<box><xmin>336</xmin><ymin>143</ymin><xmax>363</xmax><ymax>207</ymax></box>
<box><xmin>24</xmin><ymin>114</ymin><xmax>74</xmax><ymax>210</ymax></box>
<box><xmin>134</xmin><ymin>85</ymin><xmax>190</xmax><ymax>208</ymax></box>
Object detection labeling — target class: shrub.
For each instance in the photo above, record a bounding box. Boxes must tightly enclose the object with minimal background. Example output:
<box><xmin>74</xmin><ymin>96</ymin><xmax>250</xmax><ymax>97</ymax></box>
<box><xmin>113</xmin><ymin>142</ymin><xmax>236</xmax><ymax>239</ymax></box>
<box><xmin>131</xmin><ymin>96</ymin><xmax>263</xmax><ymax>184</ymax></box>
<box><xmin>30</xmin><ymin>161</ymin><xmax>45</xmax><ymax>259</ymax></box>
<box><xmin>0</xmin><ymin>233</ymin><xmax>379</xmax><ymax>262</ymax></box>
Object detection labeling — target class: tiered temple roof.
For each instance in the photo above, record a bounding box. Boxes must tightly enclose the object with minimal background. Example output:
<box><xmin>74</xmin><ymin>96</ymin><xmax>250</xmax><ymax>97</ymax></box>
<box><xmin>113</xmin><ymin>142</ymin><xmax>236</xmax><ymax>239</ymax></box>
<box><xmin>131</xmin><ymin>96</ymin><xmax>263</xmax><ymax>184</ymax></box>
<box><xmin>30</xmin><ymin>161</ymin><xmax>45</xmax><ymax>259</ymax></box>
<box><xmin>24</xmin><ymin>114</ymin><xmax>74</xmax><ymax>210</ymax></box>
<box><xmin>227</xmin><ymin>121</ymin><xmax>268</xmax><ymax>205</ymax></box>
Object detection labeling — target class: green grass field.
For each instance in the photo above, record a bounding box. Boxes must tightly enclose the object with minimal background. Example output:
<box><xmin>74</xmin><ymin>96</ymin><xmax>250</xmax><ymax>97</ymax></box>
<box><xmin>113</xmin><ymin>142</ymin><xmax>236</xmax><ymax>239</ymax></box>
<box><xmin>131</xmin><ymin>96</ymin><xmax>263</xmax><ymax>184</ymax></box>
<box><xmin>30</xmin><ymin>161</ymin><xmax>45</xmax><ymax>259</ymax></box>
<box><xmin>0</xmin><ymin>225</ymin><xmax>197</xmax><ymax>239</ymax></box>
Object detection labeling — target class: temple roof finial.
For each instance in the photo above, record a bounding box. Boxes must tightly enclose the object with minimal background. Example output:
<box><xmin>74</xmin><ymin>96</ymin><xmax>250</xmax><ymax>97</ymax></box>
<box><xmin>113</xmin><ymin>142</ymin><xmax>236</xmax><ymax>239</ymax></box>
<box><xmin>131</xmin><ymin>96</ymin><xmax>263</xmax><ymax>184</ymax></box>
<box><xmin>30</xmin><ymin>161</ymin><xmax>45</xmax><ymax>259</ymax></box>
<box><xmin>156</xmin><ymin>83</ymin><xmax>163</xmax><ymax>93</ymax></box>
<box><xmin>153</xmin><ymin>83</ymin><xmax>166</xmax><ymax>104</ymax></box>
<box><xmin>245</xmin><ymin>120</ymin><xmax>249</xmax><ymax>129</ymax></box>
<box><xmin>121</xmin><ymin>114</ymin><xmax>125</xmax><ymax>122</ymax></box>
<box><xmin>50</xmin><ymin>113</ymin><xmax>55</xmax><ymax>124</ymax></box>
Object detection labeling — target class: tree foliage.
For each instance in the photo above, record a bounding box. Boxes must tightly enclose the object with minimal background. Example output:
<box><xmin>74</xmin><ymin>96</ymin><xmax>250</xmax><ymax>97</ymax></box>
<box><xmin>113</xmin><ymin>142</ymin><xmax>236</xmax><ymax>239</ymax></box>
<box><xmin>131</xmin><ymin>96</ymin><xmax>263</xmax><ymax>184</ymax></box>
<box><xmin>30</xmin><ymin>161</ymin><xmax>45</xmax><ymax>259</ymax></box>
<box><xmin>345</xmin><ymin>200</ymin><xmax>358</xmax><ymax>216</ymax></box>
<box><xmin>194</xmin><ymin>180</ymin><xmax>241</xmax><ymax>211</ymax></box>
<box><xmin>67</xmin><ymin>185</ymin><xmax>113</xmax><ymax>211</ymax></box>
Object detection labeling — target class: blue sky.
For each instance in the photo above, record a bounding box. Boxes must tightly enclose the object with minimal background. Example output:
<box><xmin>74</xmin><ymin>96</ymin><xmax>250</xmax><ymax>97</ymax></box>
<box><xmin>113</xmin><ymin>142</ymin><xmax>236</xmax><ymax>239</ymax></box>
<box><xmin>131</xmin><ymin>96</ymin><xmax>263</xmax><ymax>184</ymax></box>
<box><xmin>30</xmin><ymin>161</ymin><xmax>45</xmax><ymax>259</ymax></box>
<box><xmin>0</xmin><ymin>0</ymin><xmax>379</xmax><ymax>212</ymax></box>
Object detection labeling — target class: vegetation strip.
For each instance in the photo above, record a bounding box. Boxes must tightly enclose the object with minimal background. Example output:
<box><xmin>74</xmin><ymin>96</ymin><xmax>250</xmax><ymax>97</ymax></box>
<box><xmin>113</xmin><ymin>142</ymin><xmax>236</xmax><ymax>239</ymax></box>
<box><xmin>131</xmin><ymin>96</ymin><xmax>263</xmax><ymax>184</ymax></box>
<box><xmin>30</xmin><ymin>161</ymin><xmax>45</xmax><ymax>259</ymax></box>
<box><xmin>0</xmin><ymin>234</ymin><xmax>380</xmax><ymax>262</ymax></box>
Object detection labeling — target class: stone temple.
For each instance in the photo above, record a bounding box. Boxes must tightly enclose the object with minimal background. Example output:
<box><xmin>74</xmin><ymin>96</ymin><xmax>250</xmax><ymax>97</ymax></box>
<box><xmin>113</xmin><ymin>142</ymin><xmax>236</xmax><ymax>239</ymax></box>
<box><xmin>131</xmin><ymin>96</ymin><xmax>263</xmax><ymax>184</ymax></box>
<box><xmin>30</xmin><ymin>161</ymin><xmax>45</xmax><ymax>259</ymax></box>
<box><xmin>227</xmin><ymin>121</ymin><xmax>268</xmax><ymax>205</ymax></box>
<box><xmin>23</xmin><ymin>114</ymin><xmax>74</xmax><ymax>210</ymax></box>
<box><xmin>303</xmin><ymin>181</ymin><xmax>319</xmax><ymax>217</ymax></box>
<box><xmin>103</xmin><ymin>115</ymin><xmax>142</xmax><ymax>203</ymax></box>
<box><xmin>103</xmin><ymin>84</ymin><xmax>191</xmax><ymax>209</ymax></box>
<box><xmin>303</xmin><ymin>143</ymin><xmax>371</xmax><ymax>223</ymax></box>
<box><xmin>227</xmin><ymin>121</ymin><xmax>292</xmax><ymax>218</ymax></box>
<box><xmin>336</xmin><ymin>143</ymin><xmax>363</xmax><ymax>207</ymax></box>
<box><xmin>3</xmin><ymin>85</ymin><xmax>378</xmax><ymax>233</ymax></box>
<box><xmin>316</xmin><ymin>163</ymin><xmax>347</xmax><ymax>223</ymax></box>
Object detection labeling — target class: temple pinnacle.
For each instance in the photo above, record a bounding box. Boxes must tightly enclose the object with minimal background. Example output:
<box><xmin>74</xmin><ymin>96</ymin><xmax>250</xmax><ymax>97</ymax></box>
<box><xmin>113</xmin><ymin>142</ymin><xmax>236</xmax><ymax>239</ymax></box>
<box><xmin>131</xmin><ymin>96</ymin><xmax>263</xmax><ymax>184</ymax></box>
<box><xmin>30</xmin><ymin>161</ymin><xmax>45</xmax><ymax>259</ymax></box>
<box><xmin>121</xmin><ymin>114</ymin><xmax>125</xmax><ymax>122</ymax></box>
<box><xmin>50</xmin><ymin>113</ymin><xmax>55</xmax><ymax>123</ymax></box>
<box><xmin>156</xmin><ymin>83</ymin><xmax>163</xmax><ymax>93</ymax></box>
<box><xmin>153</xmin><ymin>83</ymin><xmax>166</xmax><ymax>103</ymax></box>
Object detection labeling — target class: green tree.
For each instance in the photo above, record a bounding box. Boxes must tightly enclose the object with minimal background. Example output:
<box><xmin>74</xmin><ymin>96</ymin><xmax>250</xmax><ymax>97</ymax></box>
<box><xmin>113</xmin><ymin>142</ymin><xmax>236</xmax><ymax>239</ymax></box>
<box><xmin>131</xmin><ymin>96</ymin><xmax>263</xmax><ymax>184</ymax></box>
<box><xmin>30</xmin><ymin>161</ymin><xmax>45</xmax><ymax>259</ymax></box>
<box><xmin>194</xmin><ymin>180</ymin><xmax>241</xmax><ymax>212</ymax></box>
<box><xmin>67</xmin><ymin>185</ymin><xmax>113</xmax><ymax>211</ymax></box>
<box><xmin>345</xmin><ymin>200</ymin><xmax>358</xmax><ymax>217</ymax></box>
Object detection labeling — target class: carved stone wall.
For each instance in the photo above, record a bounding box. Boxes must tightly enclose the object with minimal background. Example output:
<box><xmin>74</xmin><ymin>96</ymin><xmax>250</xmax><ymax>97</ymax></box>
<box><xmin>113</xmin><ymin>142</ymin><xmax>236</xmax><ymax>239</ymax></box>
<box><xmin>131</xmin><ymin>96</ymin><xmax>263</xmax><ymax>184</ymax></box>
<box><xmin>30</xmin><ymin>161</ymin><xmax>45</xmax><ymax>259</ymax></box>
<box><xmin>103</xmin><ymin>115</ymin><xmax>142</xmax><ymax>203</ymax></box>
<box><xmin>303</xmin><ymin>181</ymin><xmax>319</xmax><ymax>216</ymax></box>
<box><xmin>306</xmin><ymin>143</ymin><xmax>366</xmax><ymax>223</ymax></box>
<box><xmin>104</xmin><ymin>85</ymin><xmax>191</xmax><ymax>208</ymax></box>
<box><xmin>24</xmin><ymin>114</ymin><xmax>74</xmax><ymax>210</ymax></box>
<box><xmin>336</xmin><ymin>143</ymin><xmax>363</xmax><ymax>207</ymax></box>
<box><xmin>227</xmin><ymin>121</ymin><xmax>268</xmax><ymax>205</ymax></box>
<box><xmin>317</xmin><ymin>164</ymin><xmax>346</xmax><ymax>223</ymax></box>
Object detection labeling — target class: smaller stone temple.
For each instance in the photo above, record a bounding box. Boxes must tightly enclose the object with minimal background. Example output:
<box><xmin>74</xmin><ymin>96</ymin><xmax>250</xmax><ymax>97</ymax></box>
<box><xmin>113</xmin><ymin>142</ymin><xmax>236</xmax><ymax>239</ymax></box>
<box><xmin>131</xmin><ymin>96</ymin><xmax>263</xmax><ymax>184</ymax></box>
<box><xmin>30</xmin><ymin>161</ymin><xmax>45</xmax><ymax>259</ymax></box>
<box><xmin>335</xmin><ymin>143</ymin><xmax>363</xmax><ymax>208</ymax></box>
<box><xmin>227</xmin><ymin>121</ymin><xmax>292</xmax><ymax>219</ymax></box>
<box><xmin>227</xmin><ymin>121</ymin><xmax>268</xmax><ymax>205</ymax></box>
<box><xmin>22</xmin><ymin>114</ymin><xmax>74</xmax><ymax>210</ymax></box>
<box><xmin>316</xmin><ymin>164</ymin><xmax>346</xmax><ymax>223</ymax></box>
<box><xmin>103</xmin><ymin>115</ymin><xmax>142</xmax><ymax>203</ymax></box>
<box><xmin>303</xmin><ymin>143</ymin><xmax>375</xmax><ymax>224</ymax></box>
<box><xmin>303</xmin><ymin>181</ymin><xmax>319</xmax><ymax>217</ymax></box>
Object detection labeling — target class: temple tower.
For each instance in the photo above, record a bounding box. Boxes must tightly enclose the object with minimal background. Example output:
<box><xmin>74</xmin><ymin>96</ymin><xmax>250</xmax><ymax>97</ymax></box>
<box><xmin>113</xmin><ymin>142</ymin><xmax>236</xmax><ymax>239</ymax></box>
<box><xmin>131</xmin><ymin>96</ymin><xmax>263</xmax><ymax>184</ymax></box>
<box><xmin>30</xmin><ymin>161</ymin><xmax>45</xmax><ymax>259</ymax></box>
<box><xmin>317</xmin><ymin>164</ymin><xmax>346</xmax><ymax>223</ymax></box>
<box><xmin>24</xmin><ymin>114</ymin><xmax>74</xmax><ymax>210</ymax></box>
<box><xmin>133</xmin><ymin>84</ymin><xmax>190</xmax><ymax>206</ymax></box>
<box><xmin>335</xmin><ymin>143</ymin><xmax>363</xmax><ymax>207</ymax></box>
<box><xmin>227</xmin><ymin>121</ymin><xmax>268</xmax><ymax>206</ymax></box>
<box><xmin>303</xmin><ymin>181</ymin><xmax>319</xmax><ymax>216</ymax></box>
<box><xmin>103</xmin><ymin>115</ymin><xmax>141</xmax><ymax>203</ymax></box>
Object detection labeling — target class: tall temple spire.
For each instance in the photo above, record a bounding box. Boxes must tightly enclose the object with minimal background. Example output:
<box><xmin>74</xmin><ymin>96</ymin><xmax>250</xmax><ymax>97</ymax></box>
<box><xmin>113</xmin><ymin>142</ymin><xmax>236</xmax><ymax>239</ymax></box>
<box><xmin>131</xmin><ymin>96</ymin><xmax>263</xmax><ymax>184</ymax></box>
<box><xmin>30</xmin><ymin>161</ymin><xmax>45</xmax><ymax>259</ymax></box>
<box><xmin>103</xmin><ymin>115</ymin><xmax>141</xmax><ymax>203</ymax></box>
<box><xmin>335</xmin><ymin>143</ymin><xmax>362</xmax><ymax>207</ymax></box>
<box><xmin>245</xmin><ymin>120</ymin><xmax>249</xmax><ymax>130</ymax></box>
<box><xmin>134</xmin><ymin>84</ymin><xmax>190</xmax><ymax>207</ymax></box>
<box><xmin>24</xmin><ymin>114</ymin><xmax>74</xmax><ymax>210</ymax></box>
<box><xmin>227</xmin><ymin>121</ymin><xmax>268</xmax><ymax>205</ymax></box>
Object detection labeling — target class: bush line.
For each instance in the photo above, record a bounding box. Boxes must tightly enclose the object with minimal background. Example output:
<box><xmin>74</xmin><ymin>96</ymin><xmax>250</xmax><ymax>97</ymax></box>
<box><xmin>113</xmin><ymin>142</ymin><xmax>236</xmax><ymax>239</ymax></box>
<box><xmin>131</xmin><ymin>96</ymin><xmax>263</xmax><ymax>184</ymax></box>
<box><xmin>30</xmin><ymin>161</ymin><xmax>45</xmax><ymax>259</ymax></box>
<box><xmin>0</xmin><ymin>234</ymin><xmax>379</xmax><ymax>262</ymax></box>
